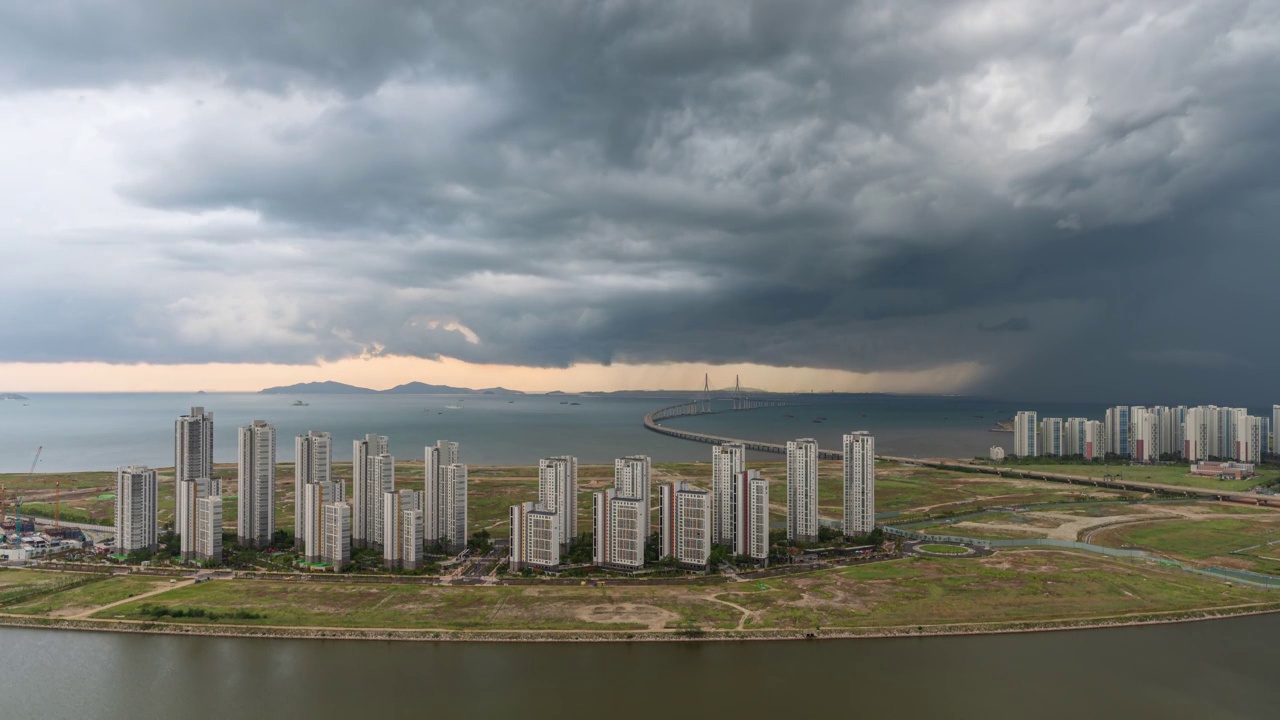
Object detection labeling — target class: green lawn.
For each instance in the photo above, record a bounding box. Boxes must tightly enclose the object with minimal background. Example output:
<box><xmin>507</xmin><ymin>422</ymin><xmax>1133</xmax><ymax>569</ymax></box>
<box><xmin>917</xmin><ymin>544</ymin><xmax>969</xmax><ymax>554</ymax></box>
<box><xmin>4</xmin><ymin>576</ymin><xmax>164</xmax><ymax>615</ymax></box>
<box><xmin>1092</xmin><ymin>516</ymin><xmax>1280</xmax><ymax>578</ymax></box>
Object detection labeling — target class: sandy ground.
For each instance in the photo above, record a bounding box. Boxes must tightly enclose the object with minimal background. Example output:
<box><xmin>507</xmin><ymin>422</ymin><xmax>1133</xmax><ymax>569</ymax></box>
<box><xmin>949</xmin><ymin>503</ymin><xmax>1276</xmax><ymax>542</ymax></box>
<box><xmin>575</xmin><ymin>603</ymin><xmax>679</xmax><ymax>630</ymax></box>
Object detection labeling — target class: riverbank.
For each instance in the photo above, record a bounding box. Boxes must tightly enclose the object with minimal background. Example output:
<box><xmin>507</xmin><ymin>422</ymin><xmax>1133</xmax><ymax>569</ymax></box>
<box><xmin>4</xmin><ymin>549</ymin><xmax>1277</xmax><ymax>642</ymax></box>
<box><xmin>4</xmin><ymin>599</ymin><xmax>1280</xmax><ymax>643</ymax></box>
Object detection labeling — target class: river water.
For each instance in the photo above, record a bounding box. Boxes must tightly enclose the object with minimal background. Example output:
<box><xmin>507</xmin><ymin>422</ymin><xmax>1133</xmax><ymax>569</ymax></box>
<box><xmin>1</xmin><ymin>615</ymin><xmax>1277</xmax><ymax>718</ymax></box>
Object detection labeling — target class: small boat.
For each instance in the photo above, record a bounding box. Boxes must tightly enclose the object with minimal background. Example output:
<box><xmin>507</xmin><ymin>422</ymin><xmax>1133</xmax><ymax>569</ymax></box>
<box><xmin>559</xmin><ymin>401</ymin><xmax>569</xmax><ymax>405</ymax></box>
<box><xmin>570</xmin><ymin>402</ymin><xmax>580</xmax><ymax>406</ymax></box>
<box><xmin>445</xmin><ymin>404</ymin><xmax>462</xmax><ymax>410</ymax></box>
<box><xmin>508</xmin><ymin>400</ymin><xmax>515</xmax><ymax>403</ymax></box>
<box><xmin>784</xmin><ymin>414</ymin><xmax>794</xmax><ymax>418</ymax></box>
<box><xmin>292</xmin><ymin>400</ymin><xmax>309</xmax><ymax>407</ymax></box>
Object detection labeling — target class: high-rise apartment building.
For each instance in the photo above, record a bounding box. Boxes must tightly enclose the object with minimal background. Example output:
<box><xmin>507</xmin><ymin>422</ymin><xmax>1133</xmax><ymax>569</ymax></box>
<box><xmin>237</xmin><ymin>420</ymin><xmax>276</xmax><ymax>547</ymax></box>
<box><xmin>294</xmin><ymin>430</ymin><xmax>333</xmax><ymax>549</ymax></box>
<box><xmin>786</xmin><ymin>438</ymin><xmax>819</xmax><ymax>543</ymax></box>
<box><xmin>115</xmin><ymin>466</ymin><xmax>158</xmax><ymax>554</ymax></box>
<box><xmin>195</xmin><ymin>495</ymin><xmax>222</xmax><ymax>563</ymax></box>
<box><xmin>321</xmin><ymin>501</ymin><xmax>352</xmax><ymax>569</ymax></box>
<box><xmin>711</xmin><ymin>443</ymin><xmax>745</xmax><ymax>546</ymax></box>
<box><xmin>1264</xmin><ymin>404</ymin><xmax>1274</xmax><ymax>453</ymax></box>
<box><xmin>370</xmin><ymin>453</ymin><xmax>396</xmax><ymax>547</ymax></box>
<box><xmin>1063</xmin><ymin>418</ymin><xmax>1086</xmax><ymax>456</ymax></box>
<box><xmin>382</xmin><ymin>489</ymin><xmax>423</xmax><ymax>570</ymax></box>
<box><xmin>1129</xmin><ymin>407</ymin><xmax>1157</xmax><ymax>462</ymax></box>
<box><xmin>424</xmin><ymin>440</ymin><xmax>461</xmax><ymax>549</ymax></box>
<box><xmin>1013</xmin><ymin>411</ymin><xmax>1038</xmax><ymax>457</ymax></box>
<box><xmin>351</xmin><ymin>434</ymin><xmax>389</xmax><ymax>548</ymax></box>
<box><xmin>174</xmin><ymin>407</ymin><xmax>213</xmax><ymax>551</ymax></box>
<box><xmin>1039</xmin><ymin>417</ymin><xmax>1063</xmax><ymax>456</ymax></box>
<box><xmin>659</xmin><ymin>481</ymin><xmax>711</xmax><ymax>570</ymax></box>
<box><xmin>1083</xmin><ymin>420</ymin><xmax>1105</xmax><ymax>461</ymax></box>
<box><xmin>613</xmin><ymin>455</ymin><xmax>651</xmax><ymax>542</ymax></box>
<box><xmin>538</xmin><ymin>456</ymin><xmax>578</xmax><ymax>549</ymax></box>
<box><xmin>177</xmin><ymin>476</ymin><xmax>220</xmax><ymax>561</ymax></box>
<box><xmin>303</xmin><ymin>480</ymin><xmax>339</xmax><ymax>564</ymax></box>
<box><xmin>592</xmin><ymin>489</ymin><xmax>645</xmax><ymax>570</ymax></box>
<box><xmin>732</xmin><ymin>470</ymin><xmax>769</xmax><ymax>561</ymax></box>
<box><xmin>842</xmin><ymin>432</ymin><xmax>875</xmax><ymax>537</ymax></box>
<box><xmin>440</xmin><ymin>463</ymin><xmax>468</xmax><ymax>552</ymax></box>
<box><xmin>1106</xmin><ymin>405</ymin><xmax>1131</xmax><ymax>457</ymax></box>
<box><xmin>509</xmin><ymin>501</ymin><xmax>560</xmax><ymax>571</ymax></box>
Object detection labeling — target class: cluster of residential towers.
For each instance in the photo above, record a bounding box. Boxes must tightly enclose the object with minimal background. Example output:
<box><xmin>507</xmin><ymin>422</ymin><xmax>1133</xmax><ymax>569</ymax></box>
<box><xmin>509</xmin><ymin>432</ymin><xmax>877</xmax><ymax>573</ymax></box>
<box><xmin>1011</xmin><ymin>405</ymin><xmax>1280</xmax><ymax>463</ymax></box>
<box><xmin>115</xmin><ymin>408</ymin><xmax>878</xmax><ymax>575</ymax></box>
<box><xmin>114</xmin><ymin>408</ymin><xmax>470</xmax><ymax>570</ymax></box>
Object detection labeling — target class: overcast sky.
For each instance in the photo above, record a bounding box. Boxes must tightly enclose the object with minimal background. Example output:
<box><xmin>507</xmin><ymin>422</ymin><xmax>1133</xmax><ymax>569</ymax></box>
<box><xmin>1</xmin><ymin>1</ymin><xmax>1277</xmax><ymax>401</ymax></box>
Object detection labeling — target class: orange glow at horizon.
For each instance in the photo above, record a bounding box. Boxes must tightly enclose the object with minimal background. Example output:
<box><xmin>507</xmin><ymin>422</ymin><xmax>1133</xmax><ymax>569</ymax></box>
<box><xmin>0</xmin><ymin>355</ymin><xmax>988</xmax><ymax>394</ymax></box>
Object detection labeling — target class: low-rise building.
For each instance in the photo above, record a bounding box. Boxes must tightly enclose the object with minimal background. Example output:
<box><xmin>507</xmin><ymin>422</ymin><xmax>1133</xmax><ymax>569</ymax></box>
<box><xmin>1189</xmin><ymin>461</ymin><xmax>1256</xmax><ymax>480</ymax></box>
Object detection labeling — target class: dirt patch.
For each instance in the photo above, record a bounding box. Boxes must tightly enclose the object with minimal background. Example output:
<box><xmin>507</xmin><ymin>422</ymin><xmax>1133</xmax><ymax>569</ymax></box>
<box><xmin>576</xmin><ymin>603</ymin><xmax>678</xmax><ymax>630</ymax></box>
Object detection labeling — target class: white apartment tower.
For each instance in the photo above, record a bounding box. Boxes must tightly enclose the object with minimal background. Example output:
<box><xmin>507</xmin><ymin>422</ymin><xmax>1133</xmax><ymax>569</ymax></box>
<box><xmin>303</xmin><ymin>480</ymin><xmax>339</xmax><ymax>564</ymax></box>
<box><xmin>194</xmin><ymin>495</ymin><xmax>222</xmax><ymax>563</ymax></box>
<box><xmin>370</xmin><ymin>453</ymin><xmax>396</xmax><ymax>547</ymax></box>
<box><xmin>614</xmin><ymin>455</ymin><xmax>651</xmax><ymax>541</ymax></box>
<box><xmin>659</xmin><ymin>481</ymin><xmax>711</xmax><ymax>570</ymax></box>
<box><xmin>509</xmin><ymin>501</ymin><xmax>560</xmax><ymax>571</ymax></box>
<box><xmin>294</xmin><ymin>430</ymin><xmax>333</xmax><ymax>549</ymax></box>
<box><xmin>1272</xmin><ymin>406</ymin><xmax>1279</xmax><ymax>456</ymax></box>
<box><xmin>592</xmin><ymin>489</ymin><xmax>645</xmax><ymax>570</ymax></box>
<box><xmin>786</xmin><ymin>439</ymin><xmax>819</xmax><ymax>543</ymax></box>
<box><xmin>842</xmin><ymin>432</ymin><xmax>875</xmax><ymax>537</ymax></box>
<box><xmin>322</xmin><ymin>501</ymin><xmax>352</xmax><ymax>569</ymax></box>
<box><xmin>424</xmin><ymin>440</ymin><xmax>461</xmax><ymax>549</ymax></box>
<box><xmin>1039</xmin><ymin>417</ymin><xmax>1064</xmax><ymax>457</ymax></box>
<box><xmin>1013</xmin><ymin>411</ymin><xmax>1038</xmax><ymax>457</ymax></box>
<box><xmin>732</xmin><ymin>470</ymin><xmax>770</xmax><ymax>561</ymax></box>
<box><xmin>174</xmin><ymin>407</ymin><xmax>213</xmax><ymax>551</ymax></box>
<box><xmin>1063</xmin><ymin>418</ymin><xmax>1086</xmax><ymax>456</ymax></box>
<box><xmin>538</xmin><ymin>456</ymin><xmax>578</xmax><ymax>549</ymax></box>
<box><xmin>115</xmin><ymin>466</ymin><xmax>158</xmax><ymax>554</ymax></box>
<box><xmin>351</xmin><ymin>434</ymin><xmax>389</xmax><ymax>548</ymax></box>
<box><xmin>382</xmin><ymin>489</ymin><xmax>423</xmax><ymax>570</ymax></box>
<box><xmin>1083</xmin><ymin>420</ymin><xmax>1105</xmax><ymax>461</ymax></box>
<box><xmin>237</xmin><ymin>420</ymin><xmax>276</xmax><ymax>548</ymax></box>
<box><xmin>711</xmin><ymin>443</ymin><xmax>746</xmax><ymax>546</ymax></box>
<box><xmin>440</xmin><ymin>463</ymin><xmax>468</xmax><ymax>552</ymax></box>
<box><xmin>177</xmin><ymin>476</ymin><xmax>220</xmax><ymax>561</ymax></box>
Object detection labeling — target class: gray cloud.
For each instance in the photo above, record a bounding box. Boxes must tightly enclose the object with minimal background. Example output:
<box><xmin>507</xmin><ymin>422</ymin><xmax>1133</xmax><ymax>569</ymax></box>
<box><xmin>0</xmin><ymin>1</ymin><xmax>1278</xmax><ymax>401</ymax></box>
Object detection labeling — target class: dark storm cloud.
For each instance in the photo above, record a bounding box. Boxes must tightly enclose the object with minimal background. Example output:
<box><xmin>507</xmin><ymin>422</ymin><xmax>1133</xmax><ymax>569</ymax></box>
<box><xmin>1</xmin><ymin>1</ymin><xmax>1278</xmax><ymax>401</ymax></box>
<box><xmin>978</xmin><ymin>318</ymin><xmax>1031</xmax><ymax>334</ymax></box>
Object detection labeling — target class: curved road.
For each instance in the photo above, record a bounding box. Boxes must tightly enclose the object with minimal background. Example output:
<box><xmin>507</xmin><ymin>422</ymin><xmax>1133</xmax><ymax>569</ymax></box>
<box><xmin>643</xmin><ymin>404</ymin><xmax>1276</xmax><ymax>507</ymax></box>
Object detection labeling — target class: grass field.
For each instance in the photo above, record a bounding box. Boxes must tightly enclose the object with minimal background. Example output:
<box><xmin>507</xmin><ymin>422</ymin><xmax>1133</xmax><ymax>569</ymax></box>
<box><xmin>916</xmin><ymin>544</ymin><xmax>968</xmax><ymax>554</ymax></box>
<box><xmin>722</xmin><ymin>551</ymin><xmax>1274</xmax><ymax>630</ymax></box>
<box><xmin>14</xmin><ymin>550</ymin><xmax>1256</xmax><ymax>633</ymax></box>
<box><xmin>1092</xmin><ymin>516</ymin><xmax>1280</xmax><ymax>576</ymax></box>
<box><xmin>971</xmin><ymin>461</ymin><xmax>1279</xmax><ymax>493</ymax></box>
<box><xmin>3</xmin><ymin>575</ymin><xmax>163</xmax><ymax>616</ymax></box>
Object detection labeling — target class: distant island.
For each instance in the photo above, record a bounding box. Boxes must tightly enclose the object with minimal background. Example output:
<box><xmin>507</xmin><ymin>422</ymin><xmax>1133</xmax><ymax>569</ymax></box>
<box><xmin>0</xmin><ymin>393</ymin><xmax>29</xmax><ymax>401</ymax></box>
<box><xmin>260</xmin><ymin>381</ymin><xmax>524</xmax><ymax>395</ymax></box>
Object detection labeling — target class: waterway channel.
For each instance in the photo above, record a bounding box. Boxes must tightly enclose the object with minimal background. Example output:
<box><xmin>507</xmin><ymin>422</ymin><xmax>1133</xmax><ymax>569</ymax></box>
<box><xmin>1</xmin><ymin>614</ymin><xmax>1276</xmax><ymax>718</ymax></box>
